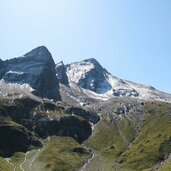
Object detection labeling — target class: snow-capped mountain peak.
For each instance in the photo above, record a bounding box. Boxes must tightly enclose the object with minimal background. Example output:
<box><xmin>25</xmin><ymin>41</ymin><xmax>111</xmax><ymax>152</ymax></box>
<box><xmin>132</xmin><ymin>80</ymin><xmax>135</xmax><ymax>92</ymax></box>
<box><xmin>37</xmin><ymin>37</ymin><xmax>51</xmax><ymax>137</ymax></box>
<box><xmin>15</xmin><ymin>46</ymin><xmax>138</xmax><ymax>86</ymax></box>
<box><xmin>65</xmin><ymin>58</ymin><xmax>112</xmax><ymax>94</ymax></box>
<box><xmin>59</xmin><ymin>58</ymin><xmax>171</xmax><ymax>102</ymax></box>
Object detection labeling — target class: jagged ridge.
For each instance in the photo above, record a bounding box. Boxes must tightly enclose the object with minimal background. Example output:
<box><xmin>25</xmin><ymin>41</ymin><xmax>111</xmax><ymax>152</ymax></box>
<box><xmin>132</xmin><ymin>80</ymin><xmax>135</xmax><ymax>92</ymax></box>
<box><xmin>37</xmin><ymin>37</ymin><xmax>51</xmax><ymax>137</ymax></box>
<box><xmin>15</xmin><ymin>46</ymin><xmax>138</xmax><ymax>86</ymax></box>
<box><xmin>0</xmin><ymin>46</ymin><xmax>61</xmax><ymax>100</ymax></box>
<box><xmin>56</xmin><ymin>58</ymin><xmax>171</xmax><ymax>103</ymax></box>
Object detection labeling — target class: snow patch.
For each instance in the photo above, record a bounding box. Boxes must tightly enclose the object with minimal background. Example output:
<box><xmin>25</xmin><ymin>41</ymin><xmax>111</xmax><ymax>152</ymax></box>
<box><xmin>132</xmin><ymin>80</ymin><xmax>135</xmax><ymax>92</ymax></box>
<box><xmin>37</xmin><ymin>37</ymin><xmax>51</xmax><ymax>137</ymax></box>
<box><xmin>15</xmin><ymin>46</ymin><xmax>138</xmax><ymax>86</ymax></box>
<box><xmin>6</xmin><ymin>71</ymin><xmax>24</xmax><ymax>75</ymax></box>
<box><xmin>0</xmin><ymin>80</ymin><xmax>34</xmax><ymax>98</ymax></box>
<box><xmin>66</xmin><ymin>60</ymin><xmax>95</xmax><ymax>84</ymax></box>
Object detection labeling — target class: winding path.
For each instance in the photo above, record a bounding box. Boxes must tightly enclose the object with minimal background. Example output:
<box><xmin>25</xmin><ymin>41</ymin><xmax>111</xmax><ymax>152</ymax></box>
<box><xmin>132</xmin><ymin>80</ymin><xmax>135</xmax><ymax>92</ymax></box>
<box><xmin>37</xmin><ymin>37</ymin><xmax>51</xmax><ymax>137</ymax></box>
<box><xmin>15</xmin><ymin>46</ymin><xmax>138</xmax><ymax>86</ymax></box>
<box><xmin>79</xmin><ymin>113</ymin><xmax>102</xmax><ymax>171</ymax></box>
<box><xmin>19</xmin><ymin>151</ymin><xmax>30</xmax><ymax>171</ymax></box>
<box><xmin>29</xmin><ymin>149</ymin><xmax>41</xmax><ymax>168</ymax></box>
<box><xmin>5</xmin><ymin>158</ymin><xmax>16</xmax><ymax>171</ymax></box>
<box><xmin>80</xmin><ymin>147</ymin><xmax>95</xmax><ymax>171</ymax></box>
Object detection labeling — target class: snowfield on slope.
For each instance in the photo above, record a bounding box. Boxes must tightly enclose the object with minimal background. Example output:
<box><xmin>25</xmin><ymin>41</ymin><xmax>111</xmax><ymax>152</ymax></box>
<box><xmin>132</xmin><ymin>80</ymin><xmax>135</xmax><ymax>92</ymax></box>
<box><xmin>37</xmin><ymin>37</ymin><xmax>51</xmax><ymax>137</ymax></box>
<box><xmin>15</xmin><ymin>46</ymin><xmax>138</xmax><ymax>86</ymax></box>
<box><xmin>65</xmin><ymin>58</ymin><xmax>171</xmax><ymax>103</ymax></box>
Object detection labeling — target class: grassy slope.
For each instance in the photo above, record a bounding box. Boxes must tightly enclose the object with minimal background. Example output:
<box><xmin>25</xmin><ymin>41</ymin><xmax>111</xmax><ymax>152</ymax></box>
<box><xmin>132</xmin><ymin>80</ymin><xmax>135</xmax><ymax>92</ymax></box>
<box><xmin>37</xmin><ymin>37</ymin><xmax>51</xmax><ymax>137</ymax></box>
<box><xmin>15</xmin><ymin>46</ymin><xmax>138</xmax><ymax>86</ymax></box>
<box><xmin>0</xmin><ymin>157</ymin><xmax>13</xmax><ymax>171</ymax></box>
<box><xmin>86</xmin><ymin>114</ymin><xmax>136</xmax><ymax>171</ymax></box>
<box><xmin>0</xmin><ymin>98</ymin><xmax>91</xmax><ymax>171</ymax></box>
<box><xmin>119</xmin><ymin>102</ymin><xmax>171</xmax><ymax>170</ymax></box>
<box><xmin>7</xmin><ymin>136</ymin><xmax>90</xmax><ymax>171</ymax></box>
<box><xmin>1</xmin><ymin>99</ymin><xmax>171</xmax><ymax>171</ymax></box>
<box><xmin>32</xmin><ymin>136</ymin><xmax>91</xmax><ymax>171</ymax></box>
<box><xmin>89</xmin><ymin>115</ymin><xmax>136</xmax><ymax>158</ymax></box>
<box><xmin>87</xmin><ymin>102</ymin><xmax>171</xmax><ymax>171</ymax></box>
<box><xmin>158</xmin><ymin>155</ymin><xmax>171</xmax><ymax>171</ymax></box>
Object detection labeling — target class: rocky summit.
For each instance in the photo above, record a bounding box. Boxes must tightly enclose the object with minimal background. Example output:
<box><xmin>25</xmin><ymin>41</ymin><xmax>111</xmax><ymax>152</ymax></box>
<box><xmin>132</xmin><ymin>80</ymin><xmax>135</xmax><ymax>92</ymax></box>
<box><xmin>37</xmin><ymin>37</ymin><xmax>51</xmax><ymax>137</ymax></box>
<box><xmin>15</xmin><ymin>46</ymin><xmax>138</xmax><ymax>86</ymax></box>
<box><xmin>63</xmin><ymin>58</ymin><xmax>171</xmax><ymax>102</ymax></box>
<box><xmin>0</xmin><ymin>46</ymin><xmax>171</xmax><ymax>171</ymax></box>
<box><xmin>0</xmin><ymin>46</ymin><xmax>61</xmax><ymax>100</ymax></box>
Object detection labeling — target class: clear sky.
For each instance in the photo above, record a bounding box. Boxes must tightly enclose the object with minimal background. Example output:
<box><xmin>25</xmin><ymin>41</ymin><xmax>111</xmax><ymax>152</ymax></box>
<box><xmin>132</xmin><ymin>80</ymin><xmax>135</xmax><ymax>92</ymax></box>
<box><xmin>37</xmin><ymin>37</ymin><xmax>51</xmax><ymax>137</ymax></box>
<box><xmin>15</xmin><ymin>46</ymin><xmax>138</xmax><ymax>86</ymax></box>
<box><xmin>1</xmin><ymin>0</ymin><xmax>171</xmax><ymax>93</ymax></box>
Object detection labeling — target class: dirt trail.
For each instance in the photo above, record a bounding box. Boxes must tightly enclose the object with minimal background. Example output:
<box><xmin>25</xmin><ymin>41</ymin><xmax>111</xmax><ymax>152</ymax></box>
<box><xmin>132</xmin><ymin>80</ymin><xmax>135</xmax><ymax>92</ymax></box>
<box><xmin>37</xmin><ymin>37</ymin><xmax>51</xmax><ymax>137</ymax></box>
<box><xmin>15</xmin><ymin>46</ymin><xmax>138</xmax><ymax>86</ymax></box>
<box><xmin>19</xmin><ymin>151</ymin><xmax>30</xmax><ymax>171</ymax></box>
<box><xmin>5</xmin><ymin>158</ymin><xmax>16</xmax><ymax>171</ymax></box>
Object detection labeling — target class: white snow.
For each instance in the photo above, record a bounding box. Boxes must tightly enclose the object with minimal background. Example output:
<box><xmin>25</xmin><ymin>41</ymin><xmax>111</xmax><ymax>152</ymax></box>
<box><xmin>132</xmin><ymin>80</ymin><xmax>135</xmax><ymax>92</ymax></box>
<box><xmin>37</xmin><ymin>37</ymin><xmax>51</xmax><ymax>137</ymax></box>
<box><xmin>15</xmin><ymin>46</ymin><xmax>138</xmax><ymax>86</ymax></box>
<box><xmin>65</xmin><ymin>59</ymin><xmax>171</xmax><ymax>103</ymax></box>
<box><xmin>6</xmin><ymin>71</ymin><xmax>24</xmax><ymax>75</ymax></box>
<box><xmin>66</xmin><ymin>60</ymin><xmax>95</xmax><ymax>84</ymax></box>
<box><xmin>0</xmin><ymin>80</ymin><xmax>35</xmax><ymax>99</ymax></box>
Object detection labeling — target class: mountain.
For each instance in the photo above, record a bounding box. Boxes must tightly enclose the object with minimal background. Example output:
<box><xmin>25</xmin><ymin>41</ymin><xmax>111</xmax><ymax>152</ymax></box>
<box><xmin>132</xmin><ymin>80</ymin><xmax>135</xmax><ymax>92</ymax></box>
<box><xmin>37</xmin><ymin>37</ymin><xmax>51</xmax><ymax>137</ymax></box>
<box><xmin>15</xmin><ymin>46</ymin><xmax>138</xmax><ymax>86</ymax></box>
<box><xmin>59</xmin><ymin>58</ymin><xmax>171</xmax><ymax>103</ymax></box>
<box><xmin>0</xmin><ymin>46</ymin><xmax>171</xmax><ymax>171</ymax></box>
<box><xmin>1</xmin><ymin>46</ymin><xmax>171</xmax><ymax>103</ymax></box>
<box><xmin>0</xmin><ymin>46</ymin><xmax>61</xmax><ymax>100</ymax></box>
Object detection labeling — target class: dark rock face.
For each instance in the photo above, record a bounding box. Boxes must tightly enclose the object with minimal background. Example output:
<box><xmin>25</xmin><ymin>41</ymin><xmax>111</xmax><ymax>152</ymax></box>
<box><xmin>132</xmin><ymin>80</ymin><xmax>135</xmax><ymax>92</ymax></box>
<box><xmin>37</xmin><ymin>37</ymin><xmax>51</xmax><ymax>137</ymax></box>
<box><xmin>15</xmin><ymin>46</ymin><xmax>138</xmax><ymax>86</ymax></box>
<box><xmin>0</xmin><ymin>125</ymin><xmax>42</xmax><ymax>157</ymax></box>
<box><xmin>55</xmin><ymin>61</ymin><xmax>69</xmax><ymax>85</ymax></box>
<box><xmin>113</xmin><ymin>89</ymin><xmax>139</xmax><ymax>97</ymax></box>
<box><xmin>4</xmin><ymin>98</ymin><xmax>40</xmax><ymax>122</ymax></box>
<box><xmin>0</xmin><ymin>59</ymin><xmax>5</xmax><ymax>79</ymax></box>
<box><xmin>0</xmin><ymin>99</ymin><xmax>42</xmax><ymax>157</ymax></box>
<box><xmin>34</xmin><ymin>117</ymin><xmax>91</xmax><ymax>143</ymax></box>
<box><xmin>79</xmin><ymin>69</ymin><xmax>111</xmax><ymax>94</ymax></box>
<box><xmin>78</xmin><ymin>59</ymin><xmax>112</xmax><ymax>94</ymax></box>
<box><xmin>0</xmin><ymin>46</ymin><xmax>61</xmax><ymax>100</ymax></box>
<box><xmin>3</xmin><ymin>98</ymin><xmax>92</xmax><ymax>144</ymax></box>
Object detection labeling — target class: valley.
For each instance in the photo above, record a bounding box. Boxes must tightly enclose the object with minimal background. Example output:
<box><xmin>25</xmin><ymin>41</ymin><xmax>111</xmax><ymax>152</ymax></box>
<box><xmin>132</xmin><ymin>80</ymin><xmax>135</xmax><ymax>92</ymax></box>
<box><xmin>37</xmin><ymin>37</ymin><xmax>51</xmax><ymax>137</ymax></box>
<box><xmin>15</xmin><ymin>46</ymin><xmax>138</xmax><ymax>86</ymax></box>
<box><xmin>0</xmin><ymin>46</ymin><xmax>171</xmax><ymax>171</ymax></box>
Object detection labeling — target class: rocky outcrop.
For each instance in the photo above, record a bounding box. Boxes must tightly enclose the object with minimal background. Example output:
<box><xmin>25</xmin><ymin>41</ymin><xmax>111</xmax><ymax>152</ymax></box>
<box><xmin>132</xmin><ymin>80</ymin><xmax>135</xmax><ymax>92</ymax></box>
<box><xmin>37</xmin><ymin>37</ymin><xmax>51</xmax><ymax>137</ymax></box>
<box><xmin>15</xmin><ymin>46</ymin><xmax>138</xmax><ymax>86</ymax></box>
<box><xmin>113</xmin><ymin>89</ymin><xmax>139</xmax><ymax>97</ymax></box>
<box><xmin>0</xmin><ymin>124</ymin><xmax>42</xmax><ymax>157</ymax></box>
<box><xmin>33</xmin><ymin>116</ymin><xmax>91</xmax><ymax>143</ymax></box>
<box><xmin>55</xmin><ymin>61</ymin><xmax>69</xmax><ymax>85</ymax></box>
<box><xmin>0</xmin><ymin>101</ymin><xmax>42</xmax><ymax>157</ymax></box>
<box><xmin>65</xmin><ymin>107</ymin><xmax>100</xmax><ymax>124</ymax></box>
<box><xmin>0</xmin><ymin>46</ymin><xmax>61</xmax><ymax>100</ymax></box>
<box><xmin>2</xmin><ymin>98</ymin><xmax>92</xmax><ymax>144</ymax></box>
<box><xmin>0</xmin><ymin>59</ymin><xmax>5</xmax><ymax>79</ymax></box>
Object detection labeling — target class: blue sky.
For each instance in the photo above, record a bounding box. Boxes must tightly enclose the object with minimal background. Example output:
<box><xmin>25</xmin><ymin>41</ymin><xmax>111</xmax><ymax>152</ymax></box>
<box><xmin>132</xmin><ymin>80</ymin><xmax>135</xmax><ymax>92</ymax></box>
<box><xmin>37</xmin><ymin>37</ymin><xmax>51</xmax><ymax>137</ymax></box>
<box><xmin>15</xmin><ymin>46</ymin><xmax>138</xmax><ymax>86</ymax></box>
<box><xmin>1</xmin><ymin>0</ymin><xmax>171</xmax><ymax>93</ymax></box>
